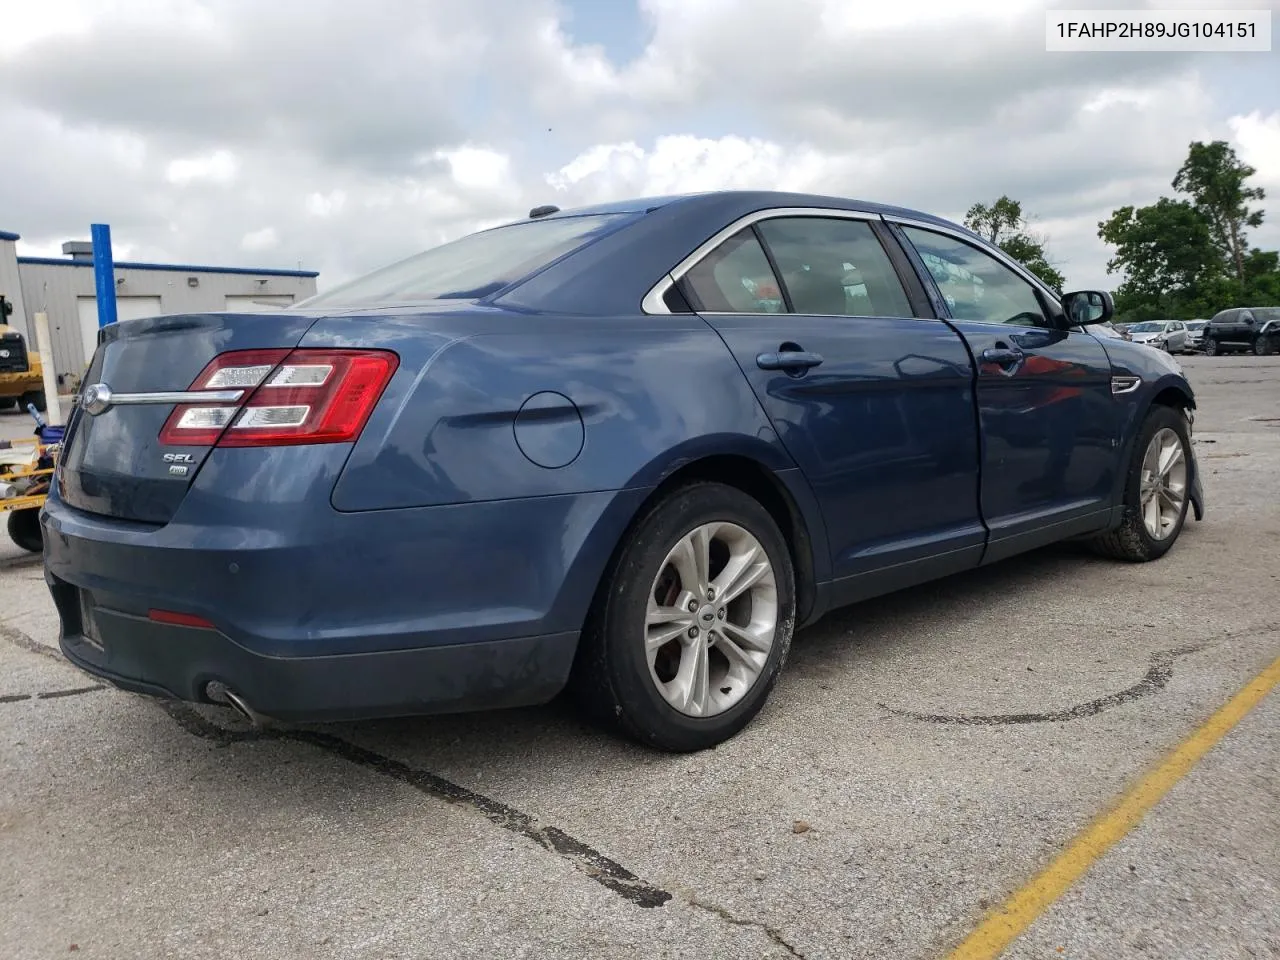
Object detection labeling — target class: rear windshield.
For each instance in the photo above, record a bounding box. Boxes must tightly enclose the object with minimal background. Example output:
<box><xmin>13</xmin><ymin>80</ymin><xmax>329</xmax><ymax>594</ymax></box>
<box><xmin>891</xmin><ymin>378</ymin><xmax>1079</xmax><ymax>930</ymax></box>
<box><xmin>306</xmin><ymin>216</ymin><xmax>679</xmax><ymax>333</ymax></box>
<box><xmin>299</xmin><ymin>213</ymin><xmax>629</xmax><ymax>308</ymax></box>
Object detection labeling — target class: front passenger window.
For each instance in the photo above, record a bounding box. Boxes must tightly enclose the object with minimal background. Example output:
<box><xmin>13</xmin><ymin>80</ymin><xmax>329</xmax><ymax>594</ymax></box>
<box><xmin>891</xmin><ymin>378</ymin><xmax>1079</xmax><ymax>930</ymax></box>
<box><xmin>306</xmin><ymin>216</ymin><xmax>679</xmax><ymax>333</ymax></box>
<box><xmin>901</xmin><ymin>227</ymin><xmax>1049</xmax><ymax>328</ymax></box>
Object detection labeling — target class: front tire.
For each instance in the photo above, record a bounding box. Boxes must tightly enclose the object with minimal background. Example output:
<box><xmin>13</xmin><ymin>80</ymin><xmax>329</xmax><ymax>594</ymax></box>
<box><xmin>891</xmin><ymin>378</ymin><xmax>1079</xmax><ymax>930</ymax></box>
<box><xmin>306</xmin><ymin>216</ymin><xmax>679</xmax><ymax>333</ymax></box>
<box><xmin>1092</xmin><ymin>406</ymin><xmax>1192</xmax><ymax>563</ymax></box>
<box><xmin>570</xmin><ymin>482</ymin><xmax>796</xmax><ymax>752</ymax></box>
<box><xmin>1203</xmin><ymin>338</ymin><xmax>1218</xmax><ymax>356</ymax></box>
<box><xmin>1255</xmin><ymin>337</ymin><xmax>1273</xmax><ymax>356</ymax></box>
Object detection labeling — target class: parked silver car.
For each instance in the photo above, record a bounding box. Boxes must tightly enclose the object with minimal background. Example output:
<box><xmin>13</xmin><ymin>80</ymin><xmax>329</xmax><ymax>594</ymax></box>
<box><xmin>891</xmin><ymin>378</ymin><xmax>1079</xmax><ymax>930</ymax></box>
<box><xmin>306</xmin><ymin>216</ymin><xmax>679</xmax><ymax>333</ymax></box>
<box><xmin>1126</xmin><ymin>319</ymin><xmax>1189</xmax><ymax>353</ymax></box>
<box><xmin>1184</xmin><ymin>319</ymin><xmax>1209</xmax><ymax>351</ymax></box>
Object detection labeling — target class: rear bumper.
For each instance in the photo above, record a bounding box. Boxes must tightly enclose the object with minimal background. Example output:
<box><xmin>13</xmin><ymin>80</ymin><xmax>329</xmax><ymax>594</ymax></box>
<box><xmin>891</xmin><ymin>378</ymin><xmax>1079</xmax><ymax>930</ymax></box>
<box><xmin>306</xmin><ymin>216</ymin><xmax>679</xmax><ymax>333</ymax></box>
<box><xmin>51</xmin><ymin>581</ymin><xmax>577</xmax><ymax>721</ymax></box>
<box><xmin>41</xmin><ymin>481</ymin><xmax>652</xmax><ymax>721</ymax></box>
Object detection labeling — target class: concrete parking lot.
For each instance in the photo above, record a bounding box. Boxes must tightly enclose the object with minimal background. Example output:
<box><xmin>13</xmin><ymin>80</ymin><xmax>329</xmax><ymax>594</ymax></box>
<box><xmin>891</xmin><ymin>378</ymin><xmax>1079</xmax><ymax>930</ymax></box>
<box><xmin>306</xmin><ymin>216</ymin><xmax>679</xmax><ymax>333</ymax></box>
<box><xmin>2</xmin><ymin>355</ymin><xmax>1277</xmax><ymax>960</ymax></box>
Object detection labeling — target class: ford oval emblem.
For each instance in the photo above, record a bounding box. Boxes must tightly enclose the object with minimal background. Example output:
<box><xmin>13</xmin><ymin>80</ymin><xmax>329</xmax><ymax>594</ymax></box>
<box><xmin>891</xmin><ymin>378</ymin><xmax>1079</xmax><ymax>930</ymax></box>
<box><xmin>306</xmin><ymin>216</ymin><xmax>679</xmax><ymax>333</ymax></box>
<box><xmin>82</xmin><ymin>383</ymin><xmax>114</xmax><ymax>416</ymax></box>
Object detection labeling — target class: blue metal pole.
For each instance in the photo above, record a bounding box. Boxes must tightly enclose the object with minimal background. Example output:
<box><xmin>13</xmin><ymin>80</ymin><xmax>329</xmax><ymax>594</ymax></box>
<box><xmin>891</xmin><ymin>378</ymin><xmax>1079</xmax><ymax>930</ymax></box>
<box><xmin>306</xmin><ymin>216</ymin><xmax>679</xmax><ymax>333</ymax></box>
<box><xmin>90</xmin><ymin>223</ymin><xmax>117</xmax><ymax>327</ymax></box>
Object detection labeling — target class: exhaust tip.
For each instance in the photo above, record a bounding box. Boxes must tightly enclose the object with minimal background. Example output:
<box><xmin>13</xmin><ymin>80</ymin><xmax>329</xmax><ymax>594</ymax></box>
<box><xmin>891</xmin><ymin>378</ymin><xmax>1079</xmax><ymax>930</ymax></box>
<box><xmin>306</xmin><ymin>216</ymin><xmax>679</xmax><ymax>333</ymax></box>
<box><xmin>204</xmin><ymin>680</ymin><xmax>271</xmax><ymax>727</ymax></box>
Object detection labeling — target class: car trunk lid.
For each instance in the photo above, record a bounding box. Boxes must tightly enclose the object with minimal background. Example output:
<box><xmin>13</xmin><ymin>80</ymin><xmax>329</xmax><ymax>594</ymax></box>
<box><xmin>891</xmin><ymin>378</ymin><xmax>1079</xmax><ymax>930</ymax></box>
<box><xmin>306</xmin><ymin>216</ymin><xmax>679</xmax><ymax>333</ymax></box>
<box><xmin>58</xmin><ymin>311</ymin><xmax>322</xmax><ymax>524</ymax></box>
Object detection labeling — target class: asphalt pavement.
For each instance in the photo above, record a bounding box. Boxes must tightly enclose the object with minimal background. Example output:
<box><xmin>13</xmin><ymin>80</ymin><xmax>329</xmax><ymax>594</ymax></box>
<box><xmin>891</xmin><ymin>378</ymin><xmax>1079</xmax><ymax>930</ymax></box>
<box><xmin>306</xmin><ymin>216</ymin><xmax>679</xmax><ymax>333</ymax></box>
<box><xmin>1</xmin><ymin>354</ymin><xmax>1277</xmax><ymax>960</ymax></box>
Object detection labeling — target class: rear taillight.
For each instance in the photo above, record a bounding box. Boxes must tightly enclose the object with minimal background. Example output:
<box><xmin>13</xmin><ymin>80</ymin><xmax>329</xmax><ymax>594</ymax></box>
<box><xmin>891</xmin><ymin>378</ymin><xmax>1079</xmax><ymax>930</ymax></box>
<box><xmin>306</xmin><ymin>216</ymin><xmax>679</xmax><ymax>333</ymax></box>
<box><xmin>159</xmin><ymin>348</ymin><xmax>398</xmax><ymax>447</ymax></box>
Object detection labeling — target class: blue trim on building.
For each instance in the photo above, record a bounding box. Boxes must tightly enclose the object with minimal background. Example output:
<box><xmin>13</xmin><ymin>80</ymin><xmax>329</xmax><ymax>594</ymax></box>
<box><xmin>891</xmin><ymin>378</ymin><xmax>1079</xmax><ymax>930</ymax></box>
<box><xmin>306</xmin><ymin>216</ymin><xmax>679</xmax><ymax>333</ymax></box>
<box><xmin>15</xmin><ymin>256</ymin><xmax>318</xmax><ymax>278</ymax></box>
<box><xmin>0</xmin><ymin>230</ymin><xmax>20</xmax><ymax>242</ymax></box>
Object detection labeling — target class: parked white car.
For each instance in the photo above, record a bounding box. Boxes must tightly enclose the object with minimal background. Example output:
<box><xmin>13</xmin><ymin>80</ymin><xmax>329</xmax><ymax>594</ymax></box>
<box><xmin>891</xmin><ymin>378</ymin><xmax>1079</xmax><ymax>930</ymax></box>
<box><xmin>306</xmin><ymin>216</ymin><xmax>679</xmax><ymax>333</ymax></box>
<box><xmin>1125</xmin><ymin>320</ymin><xmax>1189</xmax><ymax>353</ymax></box>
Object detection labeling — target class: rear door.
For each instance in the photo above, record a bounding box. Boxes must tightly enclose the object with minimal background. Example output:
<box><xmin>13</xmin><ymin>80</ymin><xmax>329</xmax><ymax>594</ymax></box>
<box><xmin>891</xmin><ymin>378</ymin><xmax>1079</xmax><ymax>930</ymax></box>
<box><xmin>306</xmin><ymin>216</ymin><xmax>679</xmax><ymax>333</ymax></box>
<box><xmin>677</xmin><ymin>211</ymin><xmax>984</xmax><ymax>599</ymax></box>
<box><xmin>889</xmin><ymin>222</ymin><xmax>1118</xmax><ymax>562</ymax></box>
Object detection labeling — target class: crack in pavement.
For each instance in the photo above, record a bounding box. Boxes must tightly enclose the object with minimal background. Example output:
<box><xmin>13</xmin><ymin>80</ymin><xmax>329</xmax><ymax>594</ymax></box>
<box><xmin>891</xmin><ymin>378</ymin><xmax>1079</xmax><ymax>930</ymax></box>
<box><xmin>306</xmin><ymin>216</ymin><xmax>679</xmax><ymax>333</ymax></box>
<box><xmin>0</xmin><ymin>554</ymin><xmax>42</xmax><ymax>572</ymax></box>
<box><xmin>0</xmin><ymin>685</ymin><xmax>104</xmax><ymax>704</ymax></box>
<box><xmin>683</xmin><ymin>892</ymin><xmax>807</xmax><ymax>958</ymax></box>
<box><xmin>158</xmin><ymin>701</ymin><xmax>673</xmax><ymax>909</ymax></box>
<box><xmin>0</xmin><ymin>621</ymin><xmax>672</xmax><ymax>909</ymax></box>
<box><xmin>880</xmin><ymin>644</ymin><xmax>1215</xmax><ymax>726</ymax></box>
<box><xmin>0</xmin><ymin>622</ymin><xmax>64</xmax><ymax>662</ymax></box>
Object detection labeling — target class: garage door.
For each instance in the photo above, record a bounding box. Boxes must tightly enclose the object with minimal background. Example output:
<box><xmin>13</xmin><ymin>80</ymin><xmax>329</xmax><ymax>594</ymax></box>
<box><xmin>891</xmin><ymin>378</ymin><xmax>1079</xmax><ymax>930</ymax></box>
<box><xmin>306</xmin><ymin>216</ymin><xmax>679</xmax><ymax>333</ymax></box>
<box><xmin>76</xmin><ymin>296</ymin><xmax>164</xmax><ymax>368</ymax></box>
<box><xmin>224</xmin><ymin>295</ymin><xmax>295</xmax><ymax>312</ymax></box>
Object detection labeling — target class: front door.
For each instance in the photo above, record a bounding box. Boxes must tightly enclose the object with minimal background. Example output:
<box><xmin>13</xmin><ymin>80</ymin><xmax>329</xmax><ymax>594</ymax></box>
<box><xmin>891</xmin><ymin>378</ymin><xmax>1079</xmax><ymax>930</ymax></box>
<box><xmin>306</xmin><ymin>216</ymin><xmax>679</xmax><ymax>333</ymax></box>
<box><xmin>893</xmin><ymin>224</ymin><xmax>1119</xmax><ymax>563</ymax></box>
<box><xmin>677</xmin><ymin>214</ymin><xmax>985</xmax><ymax>600</ymax></box>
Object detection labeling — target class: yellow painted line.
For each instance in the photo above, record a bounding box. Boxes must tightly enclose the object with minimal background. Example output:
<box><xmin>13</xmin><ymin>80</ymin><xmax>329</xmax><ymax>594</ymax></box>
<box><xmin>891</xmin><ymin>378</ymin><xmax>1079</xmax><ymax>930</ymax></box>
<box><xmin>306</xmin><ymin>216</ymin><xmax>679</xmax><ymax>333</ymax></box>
<box><xmin>948</xmin><ymin>651</ymin><xmax>1280</xmax><ymax>960</ymax></box>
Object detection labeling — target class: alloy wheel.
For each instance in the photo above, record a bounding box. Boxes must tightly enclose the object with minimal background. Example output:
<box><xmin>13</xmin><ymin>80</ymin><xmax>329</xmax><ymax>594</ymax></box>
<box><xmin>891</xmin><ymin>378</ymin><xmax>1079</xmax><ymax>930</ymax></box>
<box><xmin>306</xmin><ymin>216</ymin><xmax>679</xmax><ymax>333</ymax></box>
<box><xmin>644</xmin><ymin>522</ymin><xmax>778</xmax><ymax>717</ymax></box>
<box><xmin>1139</xmin><ymin>427</ymin><xmax>1187</xmax><ymax>541</ymax></box>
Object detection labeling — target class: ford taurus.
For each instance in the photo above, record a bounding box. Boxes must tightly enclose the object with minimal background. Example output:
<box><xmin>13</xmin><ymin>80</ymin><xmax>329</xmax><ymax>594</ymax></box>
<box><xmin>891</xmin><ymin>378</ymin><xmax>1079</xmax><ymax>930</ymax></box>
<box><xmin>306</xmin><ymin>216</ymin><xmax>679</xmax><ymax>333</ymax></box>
<box><xmin>42</xmin><ymin>191</ymin><xmax>1205</xmax><ymax>751</ymax></box>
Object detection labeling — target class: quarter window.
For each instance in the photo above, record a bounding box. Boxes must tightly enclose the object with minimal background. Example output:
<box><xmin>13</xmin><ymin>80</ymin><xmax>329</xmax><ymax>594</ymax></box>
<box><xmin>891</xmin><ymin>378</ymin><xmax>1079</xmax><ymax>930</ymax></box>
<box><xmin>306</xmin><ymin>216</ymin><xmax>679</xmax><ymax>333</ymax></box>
<box><xmin>680</xmin><ymin>229</ymin><xmax>784</xmax><ymax>314</ymax></box>
<box><xmin>755</xmin><ymin>217</ymin><xmax>913</xmax><ymax>317</ymax></box>
<box><xmin>901</xmin><ymin>227</ymin><xmax>1049</xmax><ymax>328</ymax></box>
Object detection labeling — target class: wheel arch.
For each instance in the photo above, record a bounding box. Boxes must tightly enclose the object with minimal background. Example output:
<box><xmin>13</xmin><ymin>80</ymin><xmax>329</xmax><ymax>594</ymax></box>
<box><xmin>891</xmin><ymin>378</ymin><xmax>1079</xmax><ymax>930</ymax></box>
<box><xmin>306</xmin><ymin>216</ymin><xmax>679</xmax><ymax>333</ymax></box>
<box><xmin>1113</xmin><ymin>377</ymin><xmax>1202</xmax><ymax>523</ymax></box>
<box><xmin>580</xmin><ymin>452</ymin><xmax>830</xmax><ymax>635</ymax></box>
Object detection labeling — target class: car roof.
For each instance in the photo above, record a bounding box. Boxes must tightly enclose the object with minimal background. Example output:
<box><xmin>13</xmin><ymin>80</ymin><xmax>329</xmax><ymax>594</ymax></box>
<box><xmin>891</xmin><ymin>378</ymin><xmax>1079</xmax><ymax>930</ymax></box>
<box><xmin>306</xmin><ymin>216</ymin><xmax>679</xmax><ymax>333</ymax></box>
<box><xmin>527</xmin><ymin>190</ymin><xmax>964</xmax><ymax>232</ymax></box>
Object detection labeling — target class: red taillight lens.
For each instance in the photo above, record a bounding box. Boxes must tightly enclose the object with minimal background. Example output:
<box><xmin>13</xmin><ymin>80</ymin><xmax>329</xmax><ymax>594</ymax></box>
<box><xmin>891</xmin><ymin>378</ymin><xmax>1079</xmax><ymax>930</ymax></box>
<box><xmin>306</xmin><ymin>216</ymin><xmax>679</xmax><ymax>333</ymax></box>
<box><xmin>159</xmin><ymin>348</ymin><xmax>398</xmax><ymax>447</ymax></box>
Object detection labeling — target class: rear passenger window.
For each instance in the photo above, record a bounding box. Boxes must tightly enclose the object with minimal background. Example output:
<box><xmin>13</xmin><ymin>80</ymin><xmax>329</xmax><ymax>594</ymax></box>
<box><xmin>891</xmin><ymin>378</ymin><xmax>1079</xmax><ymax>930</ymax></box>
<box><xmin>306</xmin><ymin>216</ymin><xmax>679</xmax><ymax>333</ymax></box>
<box><xmin>680</xmin><ymin>229</ymin><xmax>784</xmax><ymax>313</ymax></box>
<box><xmin>756</xmin><ymin>217</ymin><xmax>913</xmax><ymax>317</ymax></box>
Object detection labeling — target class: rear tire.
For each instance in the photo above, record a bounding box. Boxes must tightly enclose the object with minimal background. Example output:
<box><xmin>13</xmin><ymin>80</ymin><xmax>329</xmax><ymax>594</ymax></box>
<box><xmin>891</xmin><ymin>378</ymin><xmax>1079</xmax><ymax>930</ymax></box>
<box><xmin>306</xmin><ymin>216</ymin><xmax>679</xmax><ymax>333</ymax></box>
<box><xmin>7</xmin><ymin>509</ymin><xmax>42</xmax><ymax>553</ymax></box>
<box><xmin>1092</xmin><ymin>406</ymin><xmax>1191</xmax><ymax>563</ymax></box>
<box><xmin>570</xmin><ymin>482</ymin><xmax>796</xmax><ymax>752</ymax></box>
<box><xmin>19</xmin><ymin>390</ymin><xmax>46</xmax><ymax>413</ymax></box>
<box><xmin>0</xmin><ymin>397</ymin><xmax>16</xmax><ymax>411</ymax></box>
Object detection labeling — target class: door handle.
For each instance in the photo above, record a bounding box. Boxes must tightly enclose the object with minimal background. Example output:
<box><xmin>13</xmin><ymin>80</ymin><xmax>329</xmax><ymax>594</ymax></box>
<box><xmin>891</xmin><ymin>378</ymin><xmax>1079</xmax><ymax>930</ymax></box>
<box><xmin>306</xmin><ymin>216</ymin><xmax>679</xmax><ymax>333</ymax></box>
<box><xmin>980</xmin><ymin>346</ymin><xmax>1024</xmax><ymax>366</ymax></box>
<box><xmin>756</xmin><ymin>350</ymin><xmax>824</xmax><ymax>372</ymax></box>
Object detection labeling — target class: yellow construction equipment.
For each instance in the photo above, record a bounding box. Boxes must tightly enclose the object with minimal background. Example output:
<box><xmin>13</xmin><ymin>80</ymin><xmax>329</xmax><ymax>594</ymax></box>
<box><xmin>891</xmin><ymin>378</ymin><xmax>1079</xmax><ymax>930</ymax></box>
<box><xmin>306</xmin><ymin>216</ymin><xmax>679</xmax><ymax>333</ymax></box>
<box><xmin>0</xmin><ymin>294</ymin><xmax>48</xmax><ymax>413</ymax></box>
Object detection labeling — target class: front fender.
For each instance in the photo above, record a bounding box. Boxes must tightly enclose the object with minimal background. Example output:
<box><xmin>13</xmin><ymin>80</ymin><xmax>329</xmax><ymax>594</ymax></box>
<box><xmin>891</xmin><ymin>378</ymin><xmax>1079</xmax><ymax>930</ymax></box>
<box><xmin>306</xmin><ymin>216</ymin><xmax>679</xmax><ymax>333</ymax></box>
<box><xmin>1103</xmin><ymin>343</ymin><xmax>1203</xmax><ymax>520</ymax></box>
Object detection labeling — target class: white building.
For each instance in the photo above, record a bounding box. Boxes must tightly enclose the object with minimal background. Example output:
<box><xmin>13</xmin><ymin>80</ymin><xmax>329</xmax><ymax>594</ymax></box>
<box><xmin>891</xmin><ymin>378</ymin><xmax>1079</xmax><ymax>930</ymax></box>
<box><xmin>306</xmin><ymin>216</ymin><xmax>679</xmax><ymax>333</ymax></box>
<box><xmin>1</xmin><ymin>231</ymin><xmax>318</xmax><ymax>392</ymax></box>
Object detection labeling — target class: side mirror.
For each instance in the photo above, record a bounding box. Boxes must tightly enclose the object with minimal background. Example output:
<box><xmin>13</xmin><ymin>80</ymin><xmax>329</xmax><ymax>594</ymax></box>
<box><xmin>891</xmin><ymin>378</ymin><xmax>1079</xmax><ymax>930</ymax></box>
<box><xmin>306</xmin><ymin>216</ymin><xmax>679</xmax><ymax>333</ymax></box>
<box><xmin>1062</xmin><ymin>290</ymin><xmax>1113</xmax><ymax>326</ymax></box>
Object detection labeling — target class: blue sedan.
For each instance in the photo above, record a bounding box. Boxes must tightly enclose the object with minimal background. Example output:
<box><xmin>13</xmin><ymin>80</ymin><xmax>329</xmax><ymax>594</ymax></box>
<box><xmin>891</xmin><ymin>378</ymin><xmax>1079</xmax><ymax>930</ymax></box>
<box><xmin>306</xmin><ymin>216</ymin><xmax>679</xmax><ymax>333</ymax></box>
<box><xmin>42</xmin><ymin>191</ymin><xmax>1204</xmax><ymax>751</ymax></box>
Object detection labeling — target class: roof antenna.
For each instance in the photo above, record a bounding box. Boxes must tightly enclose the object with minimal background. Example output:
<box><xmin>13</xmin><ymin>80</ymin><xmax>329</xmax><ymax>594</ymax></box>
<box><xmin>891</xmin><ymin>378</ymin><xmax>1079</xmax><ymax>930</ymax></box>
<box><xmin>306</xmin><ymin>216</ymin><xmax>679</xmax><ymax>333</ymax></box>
<box><xmin>528</xmin><ymin>205</ymin><xmax>560</xmax><ymax>219</ymax></box>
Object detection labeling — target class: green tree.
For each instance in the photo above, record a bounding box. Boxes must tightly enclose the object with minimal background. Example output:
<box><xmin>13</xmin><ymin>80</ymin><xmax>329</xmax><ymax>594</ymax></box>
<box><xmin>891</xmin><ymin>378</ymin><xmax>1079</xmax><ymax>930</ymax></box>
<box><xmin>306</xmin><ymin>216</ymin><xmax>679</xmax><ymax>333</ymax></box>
<box><xmin>1097</xmin><ymin>138</ymin><xmax>1280</xmax><ymax>320</ymax></box>
<box><xmin>964</xmin><ymin>196</ymin><xmax>1066</xmax><ymax>291</ymax></box>
<box><xmin>1172</xmin><ymin>140</ymin><xmax>1266</xmax><ymax>284</ymax></box>
<box><xmin>1097</xmin><ymin>199</ymin><xmax>1220</xmax><ymax>308</ymax></box>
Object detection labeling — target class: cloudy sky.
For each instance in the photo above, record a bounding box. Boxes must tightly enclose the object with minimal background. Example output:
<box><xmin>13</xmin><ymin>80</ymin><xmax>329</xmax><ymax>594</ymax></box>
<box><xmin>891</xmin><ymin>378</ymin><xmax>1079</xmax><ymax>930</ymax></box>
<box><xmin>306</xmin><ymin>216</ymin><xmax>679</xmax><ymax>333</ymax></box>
<box><xmin>1</xmin><ymin>0</ymin><xmax>1277</xmax><ymax>292</ymax></box>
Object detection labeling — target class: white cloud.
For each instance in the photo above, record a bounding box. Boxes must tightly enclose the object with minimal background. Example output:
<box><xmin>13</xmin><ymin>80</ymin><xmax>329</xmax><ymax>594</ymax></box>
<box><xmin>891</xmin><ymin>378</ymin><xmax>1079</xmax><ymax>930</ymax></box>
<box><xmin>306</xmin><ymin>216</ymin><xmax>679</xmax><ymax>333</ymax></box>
<box><xmin>434</xmin><ymin>147</ymin><xmax>515</xmax><ymax>193</ymax></box>
<box><xmin>0</xmin><ymin>0</ymin><xmax>1275</xmax><ymax>297</ymax></box>
<box><xmin>165</xmin><ymin>149</ymin><xmax>238</xmax><ymax>186</ymax></box>
<box><xmin>548</xmin><ymin>136</ymin><xmax>837</xmax><ymax>202</ymax></box>
<box><xmin>1229</xmin><ymin>110</ymin><xmax>1280</xmax><ymax>253</ymax></box>
<box><xmin>0</xmin><ymin>0</ymin><xmax>93</xmax><ymax>56</ymax></box>
<box><xmin>1230</xmin><ymin>111</ymin><xmax>1280</xmax><ymax>192</ymax></box>
<box><xmin>305</xmin><ymin>190</ymin><xmax>348</xmax><ymax>218</ymax></box>
<box><xmin>240</xmin><ymin>226</ymin><xmax>279</xmax><ymax>252</ymax></box>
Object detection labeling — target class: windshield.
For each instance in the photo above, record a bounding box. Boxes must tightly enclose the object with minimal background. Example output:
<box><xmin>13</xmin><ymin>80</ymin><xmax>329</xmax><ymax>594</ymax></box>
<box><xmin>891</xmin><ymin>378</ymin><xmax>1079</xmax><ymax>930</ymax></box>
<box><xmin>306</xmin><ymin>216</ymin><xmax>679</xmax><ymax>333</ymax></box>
<box><xmin>1186</xmin><ymin>321</ymin><xmax>1206</xmax><ymax>330</ymax></box>
<box><xmin>1127</xmin><ymin>321</ymin><xmax>1166</xmax><ymax>333</ymax></box>
<box><xmin>1254</xmin><ymin>308</ymin><xmax>1280</xmax><ymax>322</ymax></box>
<box><xmin>299</xmin><ymin>213</ymin><xmax>630</xmax><ymax>308</ymax></box>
